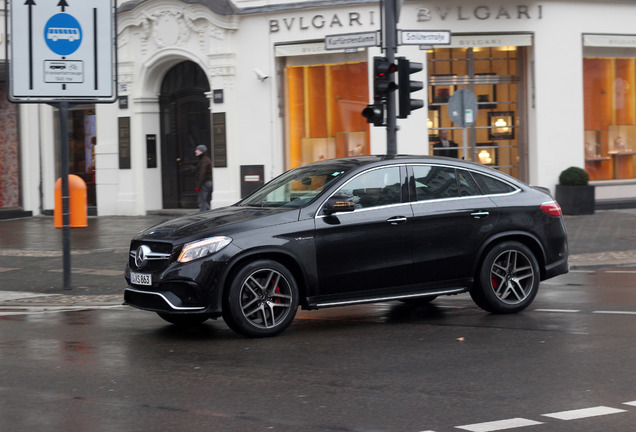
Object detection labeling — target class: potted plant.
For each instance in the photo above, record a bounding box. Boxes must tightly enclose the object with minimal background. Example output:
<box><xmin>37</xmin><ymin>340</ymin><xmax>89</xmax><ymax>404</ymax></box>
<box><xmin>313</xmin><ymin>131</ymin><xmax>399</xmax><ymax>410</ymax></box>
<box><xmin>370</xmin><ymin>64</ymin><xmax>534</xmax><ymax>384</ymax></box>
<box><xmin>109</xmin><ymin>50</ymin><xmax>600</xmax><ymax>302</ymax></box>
<box><xmin>555</xmin><ymin>166</ymin><xmax>595</xmax><ymax>215</ymax></box>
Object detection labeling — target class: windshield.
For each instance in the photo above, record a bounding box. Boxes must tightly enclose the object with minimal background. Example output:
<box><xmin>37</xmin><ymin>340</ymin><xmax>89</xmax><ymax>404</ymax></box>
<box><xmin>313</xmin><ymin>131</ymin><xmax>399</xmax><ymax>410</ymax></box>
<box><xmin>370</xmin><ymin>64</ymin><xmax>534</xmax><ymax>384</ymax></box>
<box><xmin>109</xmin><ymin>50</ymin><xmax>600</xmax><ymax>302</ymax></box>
<box><xmin>237</xmin><ymin>163</ymin><xmax>351</xmax><ymax>208</ymax></box>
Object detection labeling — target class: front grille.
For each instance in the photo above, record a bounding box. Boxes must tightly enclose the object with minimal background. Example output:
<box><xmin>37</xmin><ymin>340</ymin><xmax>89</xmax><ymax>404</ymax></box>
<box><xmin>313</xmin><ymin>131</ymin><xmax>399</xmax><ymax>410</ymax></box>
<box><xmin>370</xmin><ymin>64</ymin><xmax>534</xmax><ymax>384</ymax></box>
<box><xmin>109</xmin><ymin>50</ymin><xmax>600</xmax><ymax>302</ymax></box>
<box><xmin>129</xmin><ymin>240</ymin><xmax>174</xmax><ymax>272</ymax></box>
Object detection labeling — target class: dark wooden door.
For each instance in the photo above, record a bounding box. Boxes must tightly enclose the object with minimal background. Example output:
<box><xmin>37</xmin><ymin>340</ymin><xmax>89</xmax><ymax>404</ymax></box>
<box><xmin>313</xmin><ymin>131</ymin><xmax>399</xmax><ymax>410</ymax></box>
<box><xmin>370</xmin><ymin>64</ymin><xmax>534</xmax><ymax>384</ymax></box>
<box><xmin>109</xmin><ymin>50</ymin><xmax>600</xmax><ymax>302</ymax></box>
<box><xmin>159</xmin><ymin>62</ymin><xmax>211</xmax><ymax>209</ymax></box>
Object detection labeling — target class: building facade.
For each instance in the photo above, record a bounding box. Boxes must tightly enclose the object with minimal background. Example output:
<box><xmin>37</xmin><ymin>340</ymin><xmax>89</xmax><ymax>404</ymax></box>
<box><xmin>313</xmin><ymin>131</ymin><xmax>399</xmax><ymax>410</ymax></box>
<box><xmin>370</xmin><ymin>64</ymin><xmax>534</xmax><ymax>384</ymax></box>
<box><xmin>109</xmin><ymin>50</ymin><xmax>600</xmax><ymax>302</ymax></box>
<box><xmin>1</xmin><ymin>0</ymin><xmax>636</xmax><ymax>217</ymax></box>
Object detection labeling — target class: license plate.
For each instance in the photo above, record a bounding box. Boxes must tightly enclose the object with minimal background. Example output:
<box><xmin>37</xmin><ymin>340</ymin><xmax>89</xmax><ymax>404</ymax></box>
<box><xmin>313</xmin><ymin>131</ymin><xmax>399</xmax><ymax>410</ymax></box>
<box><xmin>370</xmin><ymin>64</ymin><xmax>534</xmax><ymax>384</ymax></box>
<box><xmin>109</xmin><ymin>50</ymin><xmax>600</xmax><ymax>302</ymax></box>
<box><xmin>130</xmin><ymin>272</ymin><xmax>152</xmax><ymax>286</ymax></box>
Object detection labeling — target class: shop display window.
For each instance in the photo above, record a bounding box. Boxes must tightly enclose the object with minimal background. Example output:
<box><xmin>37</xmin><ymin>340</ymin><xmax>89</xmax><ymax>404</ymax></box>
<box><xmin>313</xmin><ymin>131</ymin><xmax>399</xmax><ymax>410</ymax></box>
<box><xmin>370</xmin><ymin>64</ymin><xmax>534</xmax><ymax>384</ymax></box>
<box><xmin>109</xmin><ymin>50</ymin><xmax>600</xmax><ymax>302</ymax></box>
<box><xmin>54</xmin><ymin>106</ymin><xmax>97</xmax><ymax>206</ymax></box>
<box><xmin>427</xmin><ymin>47</ymin><xmax>523</xmax><ymax>179</ymax></box>
<box><xmin>284</xmin><ymin>59</ymin><xmax>370</xmax><ymax>169</ymax></box>
<box><xmin>584</xmin><ymin>57</ymin><xmax>636</xmax><ymax>180</ymax></box>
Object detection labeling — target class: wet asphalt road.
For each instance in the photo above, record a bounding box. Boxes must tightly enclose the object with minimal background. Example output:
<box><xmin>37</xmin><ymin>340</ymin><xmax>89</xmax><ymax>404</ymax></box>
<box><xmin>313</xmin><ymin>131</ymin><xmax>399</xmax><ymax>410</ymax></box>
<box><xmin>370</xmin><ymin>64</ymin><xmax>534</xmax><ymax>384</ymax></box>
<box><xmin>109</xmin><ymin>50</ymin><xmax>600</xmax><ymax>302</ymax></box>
<box><xmin>1</xmin><ymin>209</ymin><xmax>636</xmax><ymax>296</ymax></box>
<box><xmin>0</xmin><ymin>266</ymin><xmax>635</xmax><ymax>432</ymax></box>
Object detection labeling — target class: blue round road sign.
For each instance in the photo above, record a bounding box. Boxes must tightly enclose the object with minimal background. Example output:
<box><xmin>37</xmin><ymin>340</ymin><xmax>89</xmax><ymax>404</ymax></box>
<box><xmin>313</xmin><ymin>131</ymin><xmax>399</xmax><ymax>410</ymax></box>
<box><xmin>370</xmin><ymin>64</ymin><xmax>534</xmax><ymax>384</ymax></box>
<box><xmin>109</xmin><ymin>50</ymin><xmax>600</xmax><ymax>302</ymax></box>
<box><xmin>44</xmin><ymin>13</ymin><xmax>82</xmax><ymax>56</ymax></box>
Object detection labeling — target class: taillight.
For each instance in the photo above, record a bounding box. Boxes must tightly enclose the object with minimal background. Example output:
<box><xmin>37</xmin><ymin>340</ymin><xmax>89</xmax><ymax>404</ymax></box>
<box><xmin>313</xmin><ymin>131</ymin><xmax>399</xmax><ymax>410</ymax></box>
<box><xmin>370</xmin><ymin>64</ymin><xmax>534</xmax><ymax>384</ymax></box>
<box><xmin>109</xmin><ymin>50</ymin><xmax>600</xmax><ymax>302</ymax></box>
<box><xmin>541</xmin><ymin>201</ymin><xmax>562</xmax><ymax>217</ymax></box>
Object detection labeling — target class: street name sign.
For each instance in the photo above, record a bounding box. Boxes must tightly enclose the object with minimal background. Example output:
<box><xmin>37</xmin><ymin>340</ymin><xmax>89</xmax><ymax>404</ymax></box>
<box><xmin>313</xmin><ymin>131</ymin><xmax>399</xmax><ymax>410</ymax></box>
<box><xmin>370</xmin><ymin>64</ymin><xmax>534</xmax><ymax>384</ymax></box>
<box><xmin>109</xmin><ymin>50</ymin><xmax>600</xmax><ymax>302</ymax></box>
<box><xmin>400</xmin><ymin>30</ymin><xmax>451</xmax><ymax>46</ymax></box>
<box><xmin>325</xmin><ymin>31</ymin><xmax>379</xmax><ymax>50</ymax></box>
<box><xmin>6</xmin><ymin>0</ymin><xmax>117</xmax><ymax>102</ymax></box>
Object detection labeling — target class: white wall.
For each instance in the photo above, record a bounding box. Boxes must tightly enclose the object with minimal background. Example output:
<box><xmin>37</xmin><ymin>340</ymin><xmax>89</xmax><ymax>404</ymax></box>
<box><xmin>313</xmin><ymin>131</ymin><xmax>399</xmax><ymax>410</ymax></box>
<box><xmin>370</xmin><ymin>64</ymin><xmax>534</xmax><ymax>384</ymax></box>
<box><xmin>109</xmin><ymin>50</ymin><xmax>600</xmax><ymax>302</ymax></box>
<box><xmin>14</xmin><ymin>0</ymin><xmax>636</xmax><ymax>215</ymax></box>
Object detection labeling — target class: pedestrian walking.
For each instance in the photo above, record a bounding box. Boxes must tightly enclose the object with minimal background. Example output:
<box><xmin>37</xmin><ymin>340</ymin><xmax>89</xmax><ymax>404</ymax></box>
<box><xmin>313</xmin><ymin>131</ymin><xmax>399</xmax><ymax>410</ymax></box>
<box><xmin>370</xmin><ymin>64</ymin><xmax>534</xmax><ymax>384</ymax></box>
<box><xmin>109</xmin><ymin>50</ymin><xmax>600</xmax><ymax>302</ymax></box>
<box><xmin>195</xmin><ymin>144</ymin><xmax>212</xmax><ymax>211</ymax></box>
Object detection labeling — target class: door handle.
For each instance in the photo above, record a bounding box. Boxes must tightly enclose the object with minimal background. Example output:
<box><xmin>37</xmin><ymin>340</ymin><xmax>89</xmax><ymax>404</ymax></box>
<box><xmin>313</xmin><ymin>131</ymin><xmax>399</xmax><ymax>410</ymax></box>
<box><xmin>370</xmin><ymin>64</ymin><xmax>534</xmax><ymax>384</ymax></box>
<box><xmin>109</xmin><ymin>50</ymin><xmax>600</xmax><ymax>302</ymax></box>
<box><xmin>387</xmin><ymin>216</ymin><xmax>407</xmax><ymax>225</ymax></box>
<box><xmin>470</xmin><ymin>211</ymin><xmax>490</xmax><ymax>219</ymax></box>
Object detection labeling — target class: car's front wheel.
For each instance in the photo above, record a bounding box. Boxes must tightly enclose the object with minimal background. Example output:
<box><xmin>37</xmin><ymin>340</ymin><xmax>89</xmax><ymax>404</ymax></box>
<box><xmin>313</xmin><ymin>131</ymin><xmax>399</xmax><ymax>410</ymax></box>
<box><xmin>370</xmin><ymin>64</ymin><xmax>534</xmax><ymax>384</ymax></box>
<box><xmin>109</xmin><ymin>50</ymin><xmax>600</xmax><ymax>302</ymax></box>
<box><xmin>471</xmin><ymin>241</ymin><xmax>540</xmax><ymax>313</ymax></box>
<box><xmin>223</xmin><ymin>260</ymin><xmax>299</xmax><ymax>337</ymax></box>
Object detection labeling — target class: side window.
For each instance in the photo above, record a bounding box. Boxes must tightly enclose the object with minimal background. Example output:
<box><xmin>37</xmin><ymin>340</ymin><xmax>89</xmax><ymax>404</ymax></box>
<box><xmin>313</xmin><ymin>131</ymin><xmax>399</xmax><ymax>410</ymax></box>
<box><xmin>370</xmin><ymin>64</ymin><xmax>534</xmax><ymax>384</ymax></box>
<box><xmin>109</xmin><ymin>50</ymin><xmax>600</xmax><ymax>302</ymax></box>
<box><xmin>472</xmin><ymin>172</ymin><xmax>517</xmax><ymax>195</ymax></box>
<box><xmin>335</xmin><ymin>167</ymin><xmax>401</xmax><ymax>209</ymax></box>
<box><xmin>457</xmin><ymin>169</ymin><xmax>482</xmax><ymax>197</ymax></box>
<box><xmin>412</xmin><ymin>165</ymin><xmax>459</xmax><ymax>201</ymax></box>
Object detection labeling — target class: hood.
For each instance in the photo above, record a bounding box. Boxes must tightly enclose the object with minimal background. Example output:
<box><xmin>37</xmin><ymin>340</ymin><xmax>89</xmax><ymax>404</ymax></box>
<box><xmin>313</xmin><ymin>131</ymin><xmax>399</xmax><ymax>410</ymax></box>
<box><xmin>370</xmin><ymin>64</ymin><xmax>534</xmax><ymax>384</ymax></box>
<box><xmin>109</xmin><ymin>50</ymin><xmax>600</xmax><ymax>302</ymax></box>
<box><xmin>134</xmin><ymin>206</ymin><xmax>300</xmax><ymax>242</ymax></box>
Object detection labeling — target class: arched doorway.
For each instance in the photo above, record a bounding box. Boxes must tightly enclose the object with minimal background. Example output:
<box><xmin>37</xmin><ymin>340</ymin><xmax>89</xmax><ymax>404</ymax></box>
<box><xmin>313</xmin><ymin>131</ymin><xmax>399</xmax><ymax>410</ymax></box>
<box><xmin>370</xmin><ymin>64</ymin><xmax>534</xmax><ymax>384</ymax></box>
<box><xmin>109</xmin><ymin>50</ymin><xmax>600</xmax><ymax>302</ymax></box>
<box><xmin>159</xmin><ymin>61</ymin><xmax>211</xmax><ymax>208</ymax></box>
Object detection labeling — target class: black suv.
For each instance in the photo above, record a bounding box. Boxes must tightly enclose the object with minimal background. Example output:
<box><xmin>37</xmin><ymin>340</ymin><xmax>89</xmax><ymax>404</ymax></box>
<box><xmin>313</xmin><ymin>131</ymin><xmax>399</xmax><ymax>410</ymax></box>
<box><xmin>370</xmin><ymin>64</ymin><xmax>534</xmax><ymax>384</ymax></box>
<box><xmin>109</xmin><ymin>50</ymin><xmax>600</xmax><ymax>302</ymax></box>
<box><xmin>125</xmin><ymin>156</ymin><xmax>568</xmax><ymax>337</ymax></box>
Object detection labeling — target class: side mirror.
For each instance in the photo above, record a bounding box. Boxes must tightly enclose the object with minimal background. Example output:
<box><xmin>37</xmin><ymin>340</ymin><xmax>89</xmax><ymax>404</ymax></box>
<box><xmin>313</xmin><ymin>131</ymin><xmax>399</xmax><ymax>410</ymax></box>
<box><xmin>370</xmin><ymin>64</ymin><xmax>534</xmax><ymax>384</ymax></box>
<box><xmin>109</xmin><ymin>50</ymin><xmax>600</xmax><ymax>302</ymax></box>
<box><xmin>323</xmin><ymin>195</ymin><xmax>356</xmax><ymax>215</ymax></box>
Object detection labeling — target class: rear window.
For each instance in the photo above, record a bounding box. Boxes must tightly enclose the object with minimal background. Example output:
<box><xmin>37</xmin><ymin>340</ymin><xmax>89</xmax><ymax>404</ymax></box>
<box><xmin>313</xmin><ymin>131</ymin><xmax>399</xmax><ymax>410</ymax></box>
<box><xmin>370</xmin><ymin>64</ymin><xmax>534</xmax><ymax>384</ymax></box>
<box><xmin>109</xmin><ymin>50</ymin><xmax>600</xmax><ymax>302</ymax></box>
<box><xmin>471</xmin><ymin>172</ymin><xmax>517</xmax><ymax>195</ymax></box>
<box><xmin>412</xmin><ymin>165</ymin><xmax>458</xmax><ymax>201</ymax></box>
<box><xmin>458</xmin><ymin>169</ymin><xmax>482</xmax><ymax>197</ymax></box>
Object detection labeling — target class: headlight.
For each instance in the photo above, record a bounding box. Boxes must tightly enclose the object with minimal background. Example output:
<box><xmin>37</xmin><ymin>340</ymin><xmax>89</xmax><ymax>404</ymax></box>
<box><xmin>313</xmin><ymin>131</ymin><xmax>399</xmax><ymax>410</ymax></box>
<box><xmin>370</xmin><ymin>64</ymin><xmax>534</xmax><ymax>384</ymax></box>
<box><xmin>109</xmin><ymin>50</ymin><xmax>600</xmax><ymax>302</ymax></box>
<box><xmin>177</xmin><ymin>236</ymin><xmax>232</xmax><ymax>263</ymax></box>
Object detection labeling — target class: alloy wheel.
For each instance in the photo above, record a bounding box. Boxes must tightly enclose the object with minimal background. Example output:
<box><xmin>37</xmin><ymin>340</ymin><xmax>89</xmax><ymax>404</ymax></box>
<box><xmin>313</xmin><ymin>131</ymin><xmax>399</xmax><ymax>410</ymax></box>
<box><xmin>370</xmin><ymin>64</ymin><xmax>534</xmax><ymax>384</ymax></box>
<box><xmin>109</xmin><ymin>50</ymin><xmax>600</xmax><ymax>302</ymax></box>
<box><xmin>239</xmin><ymin>268</ymin><xmax>294</xmax><ymax>329</ymax></box>
<box><xmin>489</xmin><ymin>249</ymin><xmax>535</xmax><ymax>305</ymax></box>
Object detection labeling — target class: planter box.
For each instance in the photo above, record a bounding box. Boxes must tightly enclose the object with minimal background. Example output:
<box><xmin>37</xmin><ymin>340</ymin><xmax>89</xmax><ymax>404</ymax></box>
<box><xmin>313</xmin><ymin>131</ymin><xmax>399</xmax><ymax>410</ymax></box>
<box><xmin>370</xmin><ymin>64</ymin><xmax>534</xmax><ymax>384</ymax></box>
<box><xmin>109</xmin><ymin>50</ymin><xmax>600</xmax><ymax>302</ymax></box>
<box><xmin>555</xmin><ymin>184</ymin><xmax>595</xmax><ymax>215</ymax></box>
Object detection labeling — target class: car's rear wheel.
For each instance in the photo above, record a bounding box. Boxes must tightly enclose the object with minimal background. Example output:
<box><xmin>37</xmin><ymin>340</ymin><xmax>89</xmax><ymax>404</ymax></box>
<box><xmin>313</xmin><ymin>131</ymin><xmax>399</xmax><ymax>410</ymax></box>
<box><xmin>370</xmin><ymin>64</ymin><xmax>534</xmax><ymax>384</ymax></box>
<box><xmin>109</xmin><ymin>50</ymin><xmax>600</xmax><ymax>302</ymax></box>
<box><xmin>471</xmin><ymin>241</ymin><xmax>539</xmax><ymax>313</ymax></box>
<box><xmin>222</xmin><ymin>260</ymin><xmax>299</xmax><ymax>338</ymax></box>
<box><xmin>157</xmin><ymin>312</ymin><xmax>211</xmax><ymax>327</ymax></box>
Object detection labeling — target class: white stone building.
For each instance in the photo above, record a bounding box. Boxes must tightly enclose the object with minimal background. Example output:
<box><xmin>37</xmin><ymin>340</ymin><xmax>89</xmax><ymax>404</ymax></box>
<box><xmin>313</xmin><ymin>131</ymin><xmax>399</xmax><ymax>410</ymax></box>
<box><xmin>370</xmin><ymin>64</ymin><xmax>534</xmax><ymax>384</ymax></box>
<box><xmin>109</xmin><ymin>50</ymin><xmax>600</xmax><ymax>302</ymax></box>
<box><xmin>1</xmin><ymin>0</ymin><xmax>636</xmax><ymax>218</ymax></box>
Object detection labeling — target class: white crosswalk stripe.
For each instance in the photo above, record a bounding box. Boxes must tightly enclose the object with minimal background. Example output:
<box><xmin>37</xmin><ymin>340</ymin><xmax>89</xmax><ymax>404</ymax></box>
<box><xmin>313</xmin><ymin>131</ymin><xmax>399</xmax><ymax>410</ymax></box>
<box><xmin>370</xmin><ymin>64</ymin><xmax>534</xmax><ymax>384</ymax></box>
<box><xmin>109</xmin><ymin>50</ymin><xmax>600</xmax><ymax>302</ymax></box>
<box><xmin>542</xmin><ymin>406</ymin><xmax>627</xmax><ymax>420</ymax></box>
<box><xmin>456</xmin><ymin>418</ymin><xmax>543</xmax><ymax>431</ymax></box>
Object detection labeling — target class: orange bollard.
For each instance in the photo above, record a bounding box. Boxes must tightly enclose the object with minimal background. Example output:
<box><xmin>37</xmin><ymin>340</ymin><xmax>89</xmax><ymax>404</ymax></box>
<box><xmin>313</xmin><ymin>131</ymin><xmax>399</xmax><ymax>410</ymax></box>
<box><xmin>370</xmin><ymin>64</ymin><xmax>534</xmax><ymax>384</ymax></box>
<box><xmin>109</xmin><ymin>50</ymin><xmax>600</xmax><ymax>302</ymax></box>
<box><xmin>54</xmin><ymin>175</ymin><xmax>88</xmax><ymax>228</ymax></box>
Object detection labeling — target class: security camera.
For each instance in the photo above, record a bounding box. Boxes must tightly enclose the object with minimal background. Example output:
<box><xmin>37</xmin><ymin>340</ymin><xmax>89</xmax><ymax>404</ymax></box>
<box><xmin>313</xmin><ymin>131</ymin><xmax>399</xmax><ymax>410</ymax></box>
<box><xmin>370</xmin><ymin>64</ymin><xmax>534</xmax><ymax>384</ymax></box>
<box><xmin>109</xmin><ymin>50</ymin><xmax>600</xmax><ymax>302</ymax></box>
<box><xmin>254</xmin><ymin>68</ymin><xmax>269</xmax><ymax>81</ymax></box>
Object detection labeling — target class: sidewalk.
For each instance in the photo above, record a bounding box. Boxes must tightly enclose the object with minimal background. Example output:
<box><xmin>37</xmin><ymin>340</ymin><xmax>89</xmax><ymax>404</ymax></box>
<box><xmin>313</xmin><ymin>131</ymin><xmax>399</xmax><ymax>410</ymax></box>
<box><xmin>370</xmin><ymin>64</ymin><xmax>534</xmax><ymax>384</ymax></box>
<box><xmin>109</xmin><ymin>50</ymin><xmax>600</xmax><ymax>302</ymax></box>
<box><xmin>0</xmin><ymin>209</ymin><xmax>635</xmax><ymax>306</ymax></box>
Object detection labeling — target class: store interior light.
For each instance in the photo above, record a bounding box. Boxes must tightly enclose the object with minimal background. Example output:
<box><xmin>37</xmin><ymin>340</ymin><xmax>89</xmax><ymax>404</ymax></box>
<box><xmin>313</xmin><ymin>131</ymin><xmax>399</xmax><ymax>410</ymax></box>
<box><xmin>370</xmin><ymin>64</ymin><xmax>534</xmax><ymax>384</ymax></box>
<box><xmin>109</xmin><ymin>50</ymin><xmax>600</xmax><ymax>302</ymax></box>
<box><xmin>478</xmin><ymin>149</ymin><xmax>493</xmax><ymax>165</ymax></box>
<box><xmin>494</xmin><ymin>117</ymin><xmax>510</xmax><ymax>133</ymax></box>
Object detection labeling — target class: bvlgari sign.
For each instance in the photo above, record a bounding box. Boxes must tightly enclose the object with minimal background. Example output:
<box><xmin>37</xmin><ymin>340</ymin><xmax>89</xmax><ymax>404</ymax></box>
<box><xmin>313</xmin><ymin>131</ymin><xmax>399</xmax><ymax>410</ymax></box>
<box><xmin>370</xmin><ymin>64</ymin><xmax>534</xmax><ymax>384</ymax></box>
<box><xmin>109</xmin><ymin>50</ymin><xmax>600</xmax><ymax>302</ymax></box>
<box><xmin>417</xmin><ymin>4</ymin><xmax>543</xmax><ymax>22</ymax></box>
<box><xmin>269</xmin><ymin>4</ymin><xmax>543</xmax><ymax>33</ymax></box>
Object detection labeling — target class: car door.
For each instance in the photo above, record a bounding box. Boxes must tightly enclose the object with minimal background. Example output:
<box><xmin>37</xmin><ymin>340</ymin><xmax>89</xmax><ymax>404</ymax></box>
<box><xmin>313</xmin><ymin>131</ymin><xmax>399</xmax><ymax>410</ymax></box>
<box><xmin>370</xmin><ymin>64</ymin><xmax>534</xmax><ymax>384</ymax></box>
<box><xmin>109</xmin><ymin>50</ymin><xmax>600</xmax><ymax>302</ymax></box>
<box><xmin>409</xmin><ymin>164</ymin><xmax>499</xmax><ymax>285</ymax></box>
<box><xmin>313</xmin><ymin>165</ymin><xmax>413</xmax><ymax>302</ymax></box>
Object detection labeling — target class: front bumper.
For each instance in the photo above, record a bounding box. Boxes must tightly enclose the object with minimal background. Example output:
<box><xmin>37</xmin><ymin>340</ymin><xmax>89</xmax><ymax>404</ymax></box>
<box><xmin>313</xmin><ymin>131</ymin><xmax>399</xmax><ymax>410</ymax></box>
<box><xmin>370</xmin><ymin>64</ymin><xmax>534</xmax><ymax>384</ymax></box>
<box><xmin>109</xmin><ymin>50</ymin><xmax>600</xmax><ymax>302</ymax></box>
<box><xmin>124</xmin><ymin>284</ymin><xmax>208</xmax><ymax>313</ymax></box>
<box><xmin>124</xmin><ymin>257</ymin><xmax>228</xmax><ymax>315</ymax></box>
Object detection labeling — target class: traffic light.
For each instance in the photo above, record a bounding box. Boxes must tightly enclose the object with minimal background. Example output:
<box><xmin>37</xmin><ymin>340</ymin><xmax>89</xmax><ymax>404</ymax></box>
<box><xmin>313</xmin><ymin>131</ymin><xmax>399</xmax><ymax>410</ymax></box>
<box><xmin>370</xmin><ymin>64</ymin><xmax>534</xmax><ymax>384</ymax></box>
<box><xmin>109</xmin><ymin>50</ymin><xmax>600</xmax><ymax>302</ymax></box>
<box><xmin>397</xmin><ymin>57</ymin><xmax>424</xmax><ymax>119</ymax></box>
<box><xmin>373</xmin><ymin>56</ymin><xmax>398</xmax><ymax>100</ymax></box>
<box><xmin>362</xmin><ymin>57</ymin><xmax>397</xmax><ymax>126</ymax></box>
<box><xmin>362</xmin><ymin>102</ymin><xmax>384</xmax><ymax>126</ymax></box>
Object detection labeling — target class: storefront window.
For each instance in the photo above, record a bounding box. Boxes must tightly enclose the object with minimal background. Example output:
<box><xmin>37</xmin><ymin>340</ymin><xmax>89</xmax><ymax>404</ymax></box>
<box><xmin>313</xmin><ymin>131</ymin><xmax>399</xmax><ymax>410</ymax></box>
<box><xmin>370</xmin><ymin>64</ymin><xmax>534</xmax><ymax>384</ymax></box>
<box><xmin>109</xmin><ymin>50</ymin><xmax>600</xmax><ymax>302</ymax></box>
<box><xmin>584</xmin><ymin>55</ymin><xmax>636</xmax><ymax>180</ymax></box>
<box><xmin>427</xmin><ymin>46</ymin><xmax>524</xmax><ymax>180</ymax></box>
<box><xmin>284</xmin><ymin>57</ymin><xmax>369</xmax><ymax>169</ymax></box>
<box><xmin>54</xmin><ymin>106</ymin><xmax>97</xmax><ymax>206</ymax></box>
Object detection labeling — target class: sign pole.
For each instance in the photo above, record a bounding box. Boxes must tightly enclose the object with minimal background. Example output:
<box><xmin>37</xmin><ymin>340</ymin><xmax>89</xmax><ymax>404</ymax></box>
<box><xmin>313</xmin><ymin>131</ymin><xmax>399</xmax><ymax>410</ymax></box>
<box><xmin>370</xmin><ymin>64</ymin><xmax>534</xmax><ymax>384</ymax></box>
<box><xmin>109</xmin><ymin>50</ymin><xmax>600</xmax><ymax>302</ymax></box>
<box><xmin>59</xmin><ymin>101</ymin><xmax>72</xmax><ymax>290</ymax></box>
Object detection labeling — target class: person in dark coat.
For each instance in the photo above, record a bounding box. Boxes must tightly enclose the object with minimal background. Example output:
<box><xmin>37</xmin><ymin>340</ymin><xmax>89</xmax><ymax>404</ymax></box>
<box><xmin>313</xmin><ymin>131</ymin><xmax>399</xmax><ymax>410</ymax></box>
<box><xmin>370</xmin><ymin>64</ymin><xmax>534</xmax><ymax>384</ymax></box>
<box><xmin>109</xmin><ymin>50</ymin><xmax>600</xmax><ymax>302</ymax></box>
<box><xmin>195</xmin><ymin>145</ymin><xmax>212</xmax><ymax>211</ymax></box>
<box><xmin>433</xmin><ymin>129</ymin><xmax>459</xmax><ymax>158</ymax></box>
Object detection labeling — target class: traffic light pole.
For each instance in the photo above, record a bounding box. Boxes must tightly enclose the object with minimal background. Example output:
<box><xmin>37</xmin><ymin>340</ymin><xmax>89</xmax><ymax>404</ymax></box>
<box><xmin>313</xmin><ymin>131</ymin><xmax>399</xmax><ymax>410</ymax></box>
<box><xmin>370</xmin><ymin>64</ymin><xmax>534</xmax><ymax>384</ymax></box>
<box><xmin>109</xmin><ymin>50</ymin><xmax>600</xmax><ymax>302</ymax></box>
<box><xmin>383</xmin><ymin>0</ymin><xmax>398</xmax><ymax>155</ymax></box>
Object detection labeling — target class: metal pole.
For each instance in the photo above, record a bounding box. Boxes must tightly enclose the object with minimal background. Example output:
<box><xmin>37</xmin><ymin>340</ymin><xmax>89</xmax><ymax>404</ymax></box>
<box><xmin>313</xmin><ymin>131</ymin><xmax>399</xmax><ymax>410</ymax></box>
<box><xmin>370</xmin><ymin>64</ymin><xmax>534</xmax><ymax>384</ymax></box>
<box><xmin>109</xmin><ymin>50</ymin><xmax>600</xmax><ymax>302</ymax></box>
<box><xmin>384</xmin><ymin>0</ymin><xmax>398</xmax><ymax>155</ymax></box>
<box><xmin>59</xmin><ymin>101</ymin><xmax>72</xmax><ymax>290</ymax></box>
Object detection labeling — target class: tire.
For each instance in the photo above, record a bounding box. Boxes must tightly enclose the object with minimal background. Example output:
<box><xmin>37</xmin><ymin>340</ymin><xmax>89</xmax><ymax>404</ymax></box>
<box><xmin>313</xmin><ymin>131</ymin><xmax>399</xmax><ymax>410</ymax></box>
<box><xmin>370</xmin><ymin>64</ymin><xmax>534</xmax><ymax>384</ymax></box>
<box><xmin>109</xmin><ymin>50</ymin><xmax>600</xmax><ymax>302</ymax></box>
<box><xmin>222</xmin><ymin>260</ymin><xmax>299</xmax><ymax>338</ymax></box>
<box><xmin>157</xmin><ymin>312</ymin><xmax>211</xmax><ymax>327</ymax></box>
<box><xmin>470</xmin><ymin>241</ymin><xmax>540</xmax><ymax>314</ymax></box>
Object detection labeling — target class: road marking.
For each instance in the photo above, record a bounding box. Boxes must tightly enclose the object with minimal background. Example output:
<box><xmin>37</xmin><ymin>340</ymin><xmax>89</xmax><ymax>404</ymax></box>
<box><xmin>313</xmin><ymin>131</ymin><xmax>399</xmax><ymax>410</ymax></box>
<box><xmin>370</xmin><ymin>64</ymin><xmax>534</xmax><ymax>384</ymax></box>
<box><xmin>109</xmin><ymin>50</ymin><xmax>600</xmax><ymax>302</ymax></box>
<box><xmin>455</xmin><ymin>418</ymin><xmax>543</xmax><ymax>431</ymax></box>
<box><xmin>0</xmin><ymin>305</ymin><xmax>124</xmax><ymax>316</ymax></box>
<box><xmin>0</xmin><ymin>291</ymin><xmax>60</xmax><ymax>301</ymax></box>
<box><xmin>605</xmin><ymin>270</ymin><xmax>636</xmax><ymax>274</ymax></box>
<box><xmin>624</xmin><ymin>401</ymin><xmax>636</xmax><ymax>407</ymax></box>
<box><xmin>542</xmin><ymin>406</ymin><xmax>626</xmax><ymax>420</ymax></box>
<box><xmin>48</xmin><ymin>267</ymin><xmax>122</xmax><ymax>277</ymax></box>
<box><xmin>593</xmin><ymin>310</ymin><xmax>636</xmax><ymax>316</ymax></box>
<box><xmin>0</xmin><ymin>267</ymin><xmax>21</xmax><ymax>273</ymax></box>
<box><xmin>534</xmin><ymin>309</ymin><xmax>580</xmax><ymax>313</ymax></box>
